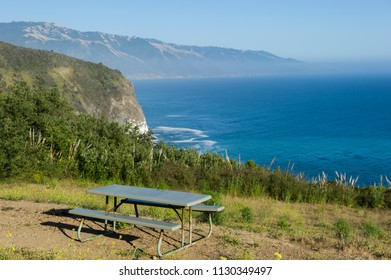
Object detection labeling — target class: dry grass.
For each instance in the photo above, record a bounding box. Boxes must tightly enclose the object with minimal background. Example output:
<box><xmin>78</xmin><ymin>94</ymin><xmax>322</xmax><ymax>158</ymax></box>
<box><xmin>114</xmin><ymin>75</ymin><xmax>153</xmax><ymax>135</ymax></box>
<box><xmin>220</xmin><ymin>195</ymin><xmax>391</xmax><ymax>258</ymax></box>
<box><xmin>0</xmin><ymin>180</ymin><xmax>103</xmax><ymax>209</ymax></box>
<box><xmin>1</xmin><ymin>180</ymin><xmax>390</xmax><ymax>260</ymax></box>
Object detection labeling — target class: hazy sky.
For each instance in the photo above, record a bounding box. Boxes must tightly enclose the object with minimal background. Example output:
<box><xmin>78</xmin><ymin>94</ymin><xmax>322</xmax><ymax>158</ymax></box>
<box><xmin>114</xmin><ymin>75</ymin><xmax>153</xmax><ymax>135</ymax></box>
<box><xmin>1</xmin><ymin>0</ymin><xmax>390</xmax><ymax>62</ymax></box>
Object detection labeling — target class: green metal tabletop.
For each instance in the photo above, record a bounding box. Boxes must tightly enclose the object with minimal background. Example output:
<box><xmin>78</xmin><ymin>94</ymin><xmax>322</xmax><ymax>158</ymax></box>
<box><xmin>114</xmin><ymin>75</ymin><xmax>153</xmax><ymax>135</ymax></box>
<box><xmin>87</xmin><ymin>184</ymin><xmax>211</xmax><ymax>207</ymax></box>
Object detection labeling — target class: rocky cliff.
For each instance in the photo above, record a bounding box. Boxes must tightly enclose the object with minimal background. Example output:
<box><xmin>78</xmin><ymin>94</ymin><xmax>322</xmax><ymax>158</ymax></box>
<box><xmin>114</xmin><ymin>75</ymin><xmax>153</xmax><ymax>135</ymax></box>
<box><xmin>0</xmin><ymin>41</ymin><xmax>147</xmax><ymax>132</ymax></box>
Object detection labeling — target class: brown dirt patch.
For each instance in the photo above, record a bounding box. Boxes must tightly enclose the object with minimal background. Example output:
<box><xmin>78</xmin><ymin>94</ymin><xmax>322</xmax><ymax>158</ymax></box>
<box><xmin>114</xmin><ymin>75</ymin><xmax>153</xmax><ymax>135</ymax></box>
<box><xmin>0</xmin><ymin>199</ymin><xmax>383</xmax><ymax>260</ymax></box>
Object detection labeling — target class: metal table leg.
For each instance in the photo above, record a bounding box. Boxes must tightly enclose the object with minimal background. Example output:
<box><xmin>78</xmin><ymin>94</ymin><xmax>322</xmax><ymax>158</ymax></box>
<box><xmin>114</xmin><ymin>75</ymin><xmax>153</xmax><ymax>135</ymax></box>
<box><xmin>189</xmin><ymin>206</ymin><xmax>193</xmax><ymax>244</ymax></box>
<box><xmin>181</xmin><ymin>208</ymin><xmax>185</xmax><ymax>247</ymax></box>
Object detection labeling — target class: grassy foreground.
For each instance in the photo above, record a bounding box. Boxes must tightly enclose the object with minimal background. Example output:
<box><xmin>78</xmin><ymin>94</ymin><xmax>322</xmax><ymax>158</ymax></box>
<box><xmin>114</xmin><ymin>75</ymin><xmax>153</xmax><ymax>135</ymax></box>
<box><xmin>1</xmin><ymin>180</ymin><xmax>390</xmax><ymax>260</ymax></box>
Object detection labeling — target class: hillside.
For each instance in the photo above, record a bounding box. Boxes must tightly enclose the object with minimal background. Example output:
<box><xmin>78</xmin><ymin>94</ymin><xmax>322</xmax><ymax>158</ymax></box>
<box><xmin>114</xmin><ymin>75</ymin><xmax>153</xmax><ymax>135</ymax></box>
<box><xmin>0</xmin><ymin>41</ymin><xmax>147</xmax><ymax>131</ymax></box>
<box><xmin>0</xmin><ymin>184</ymin><xmax>390</xmax><ymax>260</ymax></box>
<box><xmin>0</xmin><ymin>22</ymin><xmax>300</xmax><ymax>79</ymax></box>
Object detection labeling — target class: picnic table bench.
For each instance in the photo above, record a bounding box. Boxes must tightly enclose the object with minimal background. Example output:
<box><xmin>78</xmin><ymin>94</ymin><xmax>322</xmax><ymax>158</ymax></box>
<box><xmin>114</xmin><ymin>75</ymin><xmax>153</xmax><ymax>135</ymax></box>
<box><xmin>69</xmin><ymin>184</ymin><xmax>224</xmax><ymax>257</ymax></box>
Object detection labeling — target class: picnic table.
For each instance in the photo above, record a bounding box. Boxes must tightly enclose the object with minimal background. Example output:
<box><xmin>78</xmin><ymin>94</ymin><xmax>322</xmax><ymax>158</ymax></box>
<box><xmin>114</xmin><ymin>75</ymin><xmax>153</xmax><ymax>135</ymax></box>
<box><xmin>69</xmin><ymin>184</ymin><xmax>224</xmax><ymax>257</ymax></box>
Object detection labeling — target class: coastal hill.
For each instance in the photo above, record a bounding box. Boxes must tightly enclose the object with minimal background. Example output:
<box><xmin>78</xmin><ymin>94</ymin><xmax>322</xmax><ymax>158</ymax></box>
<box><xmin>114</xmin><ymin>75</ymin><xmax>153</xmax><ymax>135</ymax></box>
<box><xmin>0</xmin><ymin>41</ymin><xmax>147</xmax><ymax>131</ymax></box>
<box><xmin>0</xmin><ymin>21</ymin><xmax>299</xmax><ymax>79</ymax></box>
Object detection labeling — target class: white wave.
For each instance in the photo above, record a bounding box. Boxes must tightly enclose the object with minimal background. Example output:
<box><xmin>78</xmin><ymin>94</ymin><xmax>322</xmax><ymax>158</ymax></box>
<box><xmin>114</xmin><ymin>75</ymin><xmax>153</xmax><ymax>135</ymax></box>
<box><xmin>172</xmin><ymin>139</ymin><xmax>217</xmax><ymax>146</ymax></box>
<box><xmin>202</xmin><ymin>140</ymin><xmax>217</xmax><ymax>147</ymax></box>
<box><xmin>153</xmin><ymin>126</ymin><xmax>217</xmax><ymax>152</ymax></box>
<box><xmin>167</xmin><ymin>115</ymin><xmax>183</xmax><ymax>118</ymax></box>
<box><xmin>172</xmin><ymin>138</ymin><xmax>197</xmax><ymax>144</ymax></box>
<box><xmin>174</xmin><ymin>140</ymin><xmax>217</xmax><ymax>152</ymax></box>
<box><xmin>154</xmin><ymin>126</ymin><xmax>208</xmax><ymax>138</ymax></box>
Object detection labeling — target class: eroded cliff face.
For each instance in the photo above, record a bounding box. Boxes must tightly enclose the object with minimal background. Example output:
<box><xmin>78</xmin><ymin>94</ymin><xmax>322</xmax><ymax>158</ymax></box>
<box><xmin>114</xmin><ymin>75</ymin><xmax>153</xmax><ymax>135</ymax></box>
<box><xmin>107</xmin><ymin>79</ymin><xmax>148</xmax><ymax>133</ymax></box>
<box><xmin>0</xmin><ymin>41</ymin><xmax>148</xmax><ymax>132</ymax></box>
<box><xmin>76</xmin><ymin>76</ymin><xmax>148</xmax><ymax>133</ymax></box>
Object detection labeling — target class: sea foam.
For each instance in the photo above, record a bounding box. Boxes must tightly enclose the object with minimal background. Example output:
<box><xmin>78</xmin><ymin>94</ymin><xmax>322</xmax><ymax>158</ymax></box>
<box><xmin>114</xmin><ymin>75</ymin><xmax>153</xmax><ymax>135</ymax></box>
<box><xmin>153</xmin><ymin>126</ymin><xmax>217</xmax><ymax>152</ymax></box>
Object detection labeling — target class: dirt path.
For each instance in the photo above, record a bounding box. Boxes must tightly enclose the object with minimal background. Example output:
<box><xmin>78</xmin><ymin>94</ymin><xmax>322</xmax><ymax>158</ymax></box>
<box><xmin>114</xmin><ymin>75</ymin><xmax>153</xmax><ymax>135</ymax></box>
<box><xmin>0</xmin><ymin>199</ymin><xmax>376</xmax><ymax>260</ymax></box>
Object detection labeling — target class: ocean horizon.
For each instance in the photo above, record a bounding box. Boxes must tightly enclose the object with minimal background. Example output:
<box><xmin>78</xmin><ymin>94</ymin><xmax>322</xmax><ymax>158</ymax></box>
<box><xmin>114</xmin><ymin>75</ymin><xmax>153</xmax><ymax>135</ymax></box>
<box><xmin>134</xmin><ymin>74</ymin><xmax>391</xmax><ymax>186</ymax></box>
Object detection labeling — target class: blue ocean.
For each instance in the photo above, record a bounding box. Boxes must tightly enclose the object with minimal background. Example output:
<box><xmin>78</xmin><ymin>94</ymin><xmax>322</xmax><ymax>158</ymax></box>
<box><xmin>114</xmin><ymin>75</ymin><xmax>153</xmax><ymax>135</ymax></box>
<box><xmin>134</xmin><ymin>75</ymin><xmax>391</xmax><ymax>186</ymax></box>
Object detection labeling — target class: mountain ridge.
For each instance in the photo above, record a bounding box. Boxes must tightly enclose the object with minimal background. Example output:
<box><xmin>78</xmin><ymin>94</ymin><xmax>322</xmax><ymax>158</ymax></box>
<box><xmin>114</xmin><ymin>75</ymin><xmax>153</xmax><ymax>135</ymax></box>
<box><xmin>0</xmin><ymin>41</ymin><xmax>147</xmax><ymax>131</ymax></box>
<box><xmin>0</xmin><ymin>21</ymin><xmax>300</xmax><ymax>79</ymax></box>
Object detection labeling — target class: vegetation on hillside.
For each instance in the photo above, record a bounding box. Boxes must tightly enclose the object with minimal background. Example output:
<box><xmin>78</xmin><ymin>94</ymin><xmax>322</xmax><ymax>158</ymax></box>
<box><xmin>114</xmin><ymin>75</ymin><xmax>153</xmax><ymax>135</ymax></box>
<box><xmin>0</xmin><ymin>41</ymin><xmax>145</xmax><ymax>124</ymax></box>
<box><xmin>0</xmin><ymin>82</ymin><xmax>390</xmax><ymax>209</ymax></box>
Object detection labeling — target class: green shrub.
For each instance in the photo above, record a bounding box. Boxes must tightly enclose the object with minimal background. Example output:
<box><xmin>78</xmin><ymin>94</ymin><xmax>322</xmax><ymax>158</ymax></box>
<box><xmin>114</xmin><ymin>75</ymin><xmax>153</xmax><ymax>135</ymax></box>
<box><xmin>385</xmin><ymin>189</ymin><xmax>391</xmax><ymax>208</ymax></box>
<box><xmin>241</xmin><ymin>207</ymin><xmax>254</xmax><ymax>223</ymax></box>
<box><xmin>335</xmin><ymin>219</ymin><xmax>350</xmax><ymax>241</ymax></box>
<box><xmin>356</xmin><ymin>187</ymin><xmax>386</xmax><ymax>208</ymax></box>
<box><xmin>277</xmin><ymin>217</ymin><xmax>291</xmax><ymax>230</ymax></box>
<box><xmin>362</xmin><ymin>222</ymin><xmax>382</xmax><ymax>238</ymax></box>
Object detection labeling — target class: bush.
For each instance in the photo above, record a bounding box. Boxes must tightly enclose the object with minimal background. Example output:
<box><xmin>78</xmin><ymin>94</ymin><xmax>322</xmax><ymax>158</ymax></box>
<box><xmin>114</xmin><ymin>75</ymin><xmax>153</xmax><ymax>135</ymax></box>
<box><xmin>356</xmin><ymin>187</ymin><xmax>386</xmax><ymax>208</ymax></box>
<box><xmin>277</xmin><ymin>217</ymin><xmax>291</xmax><ymax>230</ymax></box>
<box><xmin>385</xmin><ymin>189</ymin><xmax>391</xmax><ymax>208</ymax></box>
<box><xmin>335</xmin><ymin>219</ymin><xmax>350</xmax><ymax>241</ymax></box>
<box><xmin>241</xmin><ymin>207</ymin><xmax>254</xmax><ymax>223</ymax></box>
<box><xmin>0</xmin><ymin>82</ymin><xmax>154</xmax><ymax>183</ymax></box>
<box><xmin>362</xmin><ymin>222</ymin><xmax>382</xmax><ymax>238</ymax></box>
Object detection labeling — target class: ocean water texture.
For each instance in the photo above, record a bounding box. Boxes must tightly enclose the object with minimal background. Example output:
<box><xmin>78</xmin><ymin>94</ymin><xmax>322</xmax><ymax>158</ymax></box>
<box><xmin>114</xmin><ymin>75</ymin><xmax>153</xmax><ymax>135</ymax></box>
<box><xmin>135</xmin><ymin>75</ymin><xmax>391</xmax><ymax>186</ymax></box>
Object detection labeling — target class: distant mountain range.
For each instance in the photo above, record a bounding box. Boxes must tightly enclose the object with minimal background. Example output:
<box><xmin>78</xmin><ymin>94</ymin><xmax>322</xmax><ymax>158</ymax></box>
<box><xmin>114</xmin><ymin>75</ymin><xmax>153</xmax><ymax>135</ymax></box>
<box><xmin>0</xmin><ymin>22</ymin><xmax>300</xmax><ymax>79</ymax></box>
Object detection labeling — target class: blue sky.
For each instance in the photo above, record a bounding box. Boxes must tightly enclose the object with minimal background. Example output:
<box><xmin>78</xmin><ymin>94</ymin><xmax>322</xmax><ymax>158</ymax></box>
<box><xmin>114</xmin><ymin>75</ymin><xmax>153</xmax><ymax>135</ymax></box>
<box><xmin>1</xmin><ymin>0</ymin><xmax>390</xmax><ymax>62</ymax></box>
